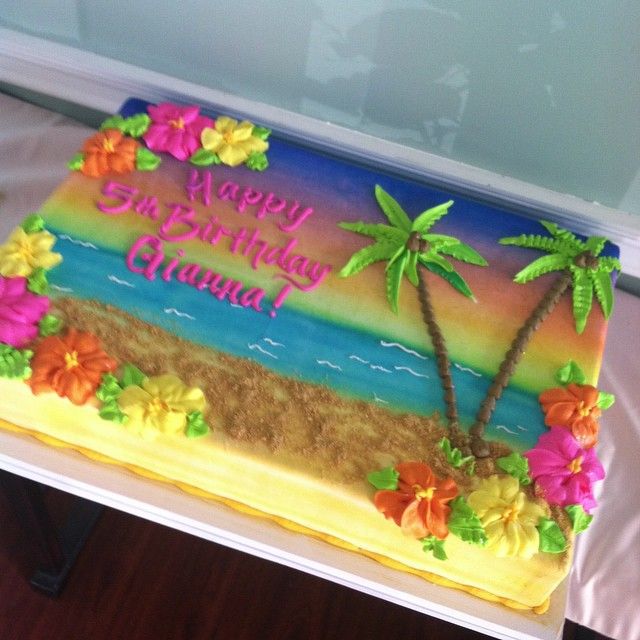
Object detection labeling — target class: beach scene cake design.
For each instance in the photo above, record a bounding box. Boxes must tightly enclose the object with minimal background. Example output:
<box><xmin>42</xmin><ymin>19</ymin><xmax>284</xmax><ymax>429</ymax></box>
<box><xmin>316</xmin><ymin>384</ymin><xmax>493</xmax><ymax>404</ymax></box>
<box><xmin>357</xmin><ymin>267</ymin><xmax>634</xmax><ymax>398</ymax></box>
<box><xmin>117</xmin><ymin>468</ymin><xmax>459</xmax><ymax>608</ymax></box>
<box><xmin>0</xmin><ymin>99</ymin><xmax>620</xmax><ymax>613</ymax></box>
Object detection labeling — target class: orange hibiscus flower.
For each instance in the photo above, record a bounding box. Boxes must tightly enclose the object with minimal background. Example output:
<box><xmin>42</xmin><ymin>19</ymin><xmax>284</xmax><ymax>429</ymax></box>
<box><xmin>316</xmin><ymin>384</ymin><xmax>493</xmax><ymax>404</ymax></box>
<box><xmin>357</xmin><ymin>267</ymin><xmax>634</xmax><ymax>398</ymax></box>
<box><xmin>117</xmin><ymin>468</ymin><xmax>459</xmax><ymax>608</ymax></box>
<box><xmin>373</xmin><ymin>462</ymin><xmax>458</xmax><ymax>540</ymax></box>
<box><xmin>539</xmin><ymin>383</ymin><xmax>601</xmax><ymax>448</ymax></box>
<box><xmin>29</xmin><ymin>328</ymin><xmax>117</xmax><ymax>405</ymax></box>
<box><xmin>81</xmin><ymin>129</ymin><xmax>139</xmax><ymax>177</ymax></box>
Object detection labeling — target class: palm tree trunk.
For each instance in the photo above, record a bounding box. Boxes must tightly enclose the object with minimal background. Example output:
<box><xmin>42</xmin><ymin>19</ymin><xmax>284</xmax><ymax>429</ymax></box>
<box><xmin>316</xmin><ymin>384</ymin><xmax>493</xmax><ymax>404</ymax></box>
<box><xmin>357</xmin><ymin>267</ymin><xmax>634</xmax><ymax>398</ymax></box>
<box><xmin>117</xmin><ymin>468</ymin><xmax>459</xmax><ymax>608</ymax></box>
<box><xmin>469</xmin><ymin>269</ymin><xmax>573</xmax><ymax>457</ymax></box>
<box><xmin>416</xmin><ymin>265</ymin><xmax>465</xmax><ymax>447</ymax></box>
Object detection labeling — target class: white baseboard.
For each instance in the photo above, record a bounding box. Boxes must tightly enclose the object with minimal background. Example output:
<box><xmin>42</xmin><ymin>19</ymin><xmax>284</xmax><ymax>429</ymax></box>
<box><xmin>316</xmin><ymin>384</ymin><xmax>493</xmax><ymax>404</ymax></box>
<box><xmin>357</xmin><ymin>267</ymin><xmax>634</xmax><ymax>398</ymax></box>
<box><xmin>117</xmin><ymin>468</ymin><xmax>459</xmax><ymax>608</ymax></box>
<box><xmin>1</xmin><ymin>26</ymin><xmax>638</xmax><ymax>277</ymax></box>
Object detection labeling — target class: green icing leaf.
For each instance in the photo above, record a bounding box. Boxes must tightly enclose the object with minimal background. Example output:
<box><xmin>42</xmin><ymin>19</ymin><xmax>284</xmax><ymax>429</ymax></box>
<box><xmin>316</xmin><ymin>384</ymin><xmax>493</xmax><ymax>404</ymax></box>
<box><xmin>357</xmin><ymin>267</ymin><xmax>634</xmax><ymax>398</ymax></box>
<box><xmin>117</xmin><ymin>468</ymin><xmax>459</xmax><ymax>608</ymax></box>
<box><xmin>496</xmin><ymin>452</ymin><xmax>531</xmax><ymax>485</ymax></box>
<box><xmin>251</xmin><ymin>125</ymin><xmax>271</xmax><ymax>141</ymax></box>
<box><xmin>100</xmin><ymin>115</ymin><xmax>126</xmax><ymax>131</ymax></box>
<box><xmin>596</xmin><ymin>391</ymin><xmax>615</xmax><ymax>410</ymax></box>
<box><xmin>499</xmin><ymin>233</ymin><xmax>569</xmax><ymax>255</ymax></box>
<box><xmin>374</xmin><ymin>185</ymin><xmax>412</xmax><ymax>233</ymax></box>
<box><xmin>0</xmin><ymin>345</ymin><xmax>33</xmax><ymax>380</ymax></box>
<box><xmin>337</xmin><ymin>221</ymin><xmax>406</xmax><ymax>244</ymax></box>
<box><xmin>590</xmin><ymin>269</ymin><xmax>614</xmax><ymax>319</ymax></box>
<box><xmin>185</xmin><ymin>411</ymin><xmax>209</xmax><ymax>438</ymax></box>
<box><xmin>339</xmin><ymin>241</ymin><xmax>399</xmax><ymax>278</ymax></box>
<box><xmin>21</xmin><ymin>214</ymin><xmax>45</xmax><ymax>234</ymax></box>
<box><xmin>448</xmin><ymin>497</ymin><xmax>487</xmax><ymax>546</ymax></box>
<box><xmin>571</xmin><ymin>267</ymin><xmax>594</xmax><ymax>334</ymax></box>
<box><xmin>556</xmin><ymin>360</ymin><xmax>587</xmax><ymax>385</ymax></box>
<box><xmin>537</xmin><ymin>517</ymin><xmax>567</xmax><ymax>553</ymax></box>
<box><xmin>122</xmin><ymin>113</ymin><xmax>151</xmax><ymax>137</ymax></box>
<box><xmin>120</xmin><ymin>363</ymin><xmax>147</xmax><ymax>388</ymax></box>
<box><xmin>583</xmin><ymin>236</ymin><xmax>607</xmax><ymax>256</ymax></box>
<box><xmin>420</xmin><ymin>259</ymin><xmax>475</xmax><ymax>300</ymax></box>
<box><xmin>136</xmin><ymin>147</ymin><xmax>161</xmax><ymax>171</ymax></box>
<box><xmin>367</xmin><ymin>466</ymin><xmax>399</xmax><ymax>491</ymax></box>
<box><xmin>189</xmin><ymin>148</ymin><xmax>220</xmax><ymax>166</ymax></box>
<box><xmin>598</xmin><ymin>256</ymin><xmax>622</xmax><ymax>273</ymax></box>
<box><xmin>420</xmin><ymin>251</ymin><xmax>453</xmax><ymax>273</ymax></box>
<box><xmin>246</xmin><ymin>151</ymin><xmax>269</xmax><ymax>171</ymax></box>
<box><xmin>538</xmin><ymin>221</ymin><xmax>582</xmax><ymax>249</ymax></box>
<box><xmin>404</xmin><ymin>250</ymin><xmax>419</xmax><ymax>287</ymax></box>
<box><xmin>385</xmin><ymin>250</ymin><xmax>408</xmax><ymax>313</ymax></box>
<box><xmin>67</xmin><ymin>152</ymin><xmax>84</xmax><ymax>171</ymax></box>
<box><xmin>27</xmin><ymin>267</ymin><xmax>48</xmax><ymax>294</ymax></box>
<box><xmin>438</xmin><ymin>438</ymin><xmax>475</xmax><ymax>474</ymax></box>
<box><xmin>410</xmin><ymin>200</ymin><xmax>453</xmax><ymax>234</ymax></box>
<box><xmin>513</xmin><ymin>253</ymin><xmax>569</xmax><ymax>284</ymax></box>
<box><xmin>438</xmin><ymin>241</ymin><xmax>488</xmax><ymax>267</ymax></box>
<box><xmin>99</xmin><ymin>399</ymin><xmax>128</xmax><ymax>424</ymax></box>
<box><xmin>96</xmin><ymin>373</ymin><xmax>123</xmax><ymax>403</ymax></box>
<box><xmin>38</xmin><ymin>314</ymin><xmax>63</xmax><ymax>337</ymax></box>
<box><xmin>421</xmin><ymin>535</ymin><xmax>448</xmax><ymax>561</ymax></box>
<box><xmin>565</xmin><ymin>505</ymin><xmax>593</xmax><ymax>534</ymax></box>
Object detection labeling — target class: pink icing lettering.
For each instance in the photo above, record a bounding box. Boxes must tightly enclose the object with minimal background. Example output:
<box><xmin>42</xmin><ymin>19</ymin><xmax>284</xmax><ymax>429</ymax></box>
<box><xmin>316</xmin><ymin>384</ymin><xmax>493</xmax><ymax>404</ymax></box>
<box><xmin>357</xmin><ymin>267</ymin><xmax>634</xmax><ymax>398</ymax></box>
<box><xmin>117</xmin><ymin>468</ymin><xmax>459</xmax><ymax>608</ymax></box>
<box><xmin>134</xmin><ymin>196</ymin><xmax>160</xmax><ymax>220</ymax></box>
<box><xmin>256</xmin><ymin>192</ymin><xmax>286</xmax><ymax>219</ymax></box>
<box><xmin>186</xmin><ymin>169</ymin><xmax>213</xmax><ymax>205</ymax></box>
<box><xmin>98</xmin><ymin>181</ymin><xmax>139</xmax><ymax>214</ymax></box>
<box><xmin>126</xmin><ymin>235</ymin><xmax>164</xmax><ymax>281</ymax></box>
<box><xmin>279</xmin><ymin>201</ymin><xmax>314</xmax><ymax>233</ymax></box>
<box><xmin>217</xmin><ymin>181</ymin><xmax>239</xmax><ymax>202</ymax></box>
<box><xmin>237</xmin><ymin>187</ymin><xmax>263</xmax><ymax>213</ymax></box>
<box><xmin>264</xmin><ymin>238</ymin><xmax>297</xmax><ymax>267</ymax></box>
<box><xmin>161</xmin><ymin>249</ymin><xmax>186</xmax><ymax>282</ymax></box>
<box><xmin>210</xmin><ymin>278</ymin><xmax>243</xmax><ymax>303</ymax></box>
<box><xmin>239</xmin><ymin>287</ymin><xmax>265</xmax><ymax>312</ymax></box>
<box><xmin>275</xmin><ymin>261</ymin><xmax>332</xmax><ymax>291</ymax></box>
<box><xmin>158</xmin><ymin>204</ymin><xmax>201</xmax><ymax>242</ymax></box>
<box><xmin>269</xmin><ymin>283</ymin><xmax>293</xmax><ymax>318</ymax></box>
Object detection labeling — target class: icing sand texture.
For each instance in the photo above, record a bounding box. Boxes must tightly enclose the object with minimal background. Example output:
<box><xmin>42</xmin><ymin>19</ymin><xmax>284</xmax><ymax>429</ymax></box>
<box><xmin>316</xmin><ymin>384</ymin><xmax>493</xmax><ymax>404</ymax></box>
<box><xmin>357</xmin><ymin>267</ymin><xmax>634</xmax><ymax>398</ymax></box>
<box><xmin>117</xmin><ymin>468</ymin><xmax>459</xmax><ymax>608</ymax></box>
<box><xmin>0</xmin><ymin>99</ymin><xmax>618</xmax><ymax>612</ymax></box>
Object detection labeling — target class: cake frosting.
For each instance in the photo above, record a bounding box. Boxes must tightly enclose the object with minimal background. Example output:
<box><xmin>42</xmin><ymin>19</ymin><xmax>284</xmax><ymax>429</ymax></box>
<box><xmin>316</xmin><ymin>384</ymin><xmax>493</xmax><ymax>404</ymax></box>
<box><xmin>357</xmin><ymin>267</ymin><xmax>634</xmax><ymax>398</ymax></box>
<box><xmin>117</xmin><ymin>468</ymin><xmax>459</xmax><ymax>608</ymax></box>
<box><xmin>0</xmin><ymin>99</ymin><xmax>620</xmax><ymax>613</ymax></box>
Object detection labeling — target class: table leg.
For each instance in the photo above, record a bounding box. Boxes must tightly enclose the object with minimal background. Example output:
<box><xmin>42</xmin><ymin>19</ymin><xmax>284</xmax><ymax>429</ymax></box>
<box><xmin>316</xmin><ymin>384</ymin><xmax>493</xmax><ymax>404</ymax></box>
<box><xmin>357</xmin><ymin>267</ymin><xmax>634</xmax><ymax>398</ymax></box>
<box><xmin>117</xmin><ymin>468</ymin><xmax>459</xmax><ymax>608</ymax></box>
<box><xmin>0</xmin><ymin>470</ymin><xmax>103</xmax><ymax>596</ymax></box>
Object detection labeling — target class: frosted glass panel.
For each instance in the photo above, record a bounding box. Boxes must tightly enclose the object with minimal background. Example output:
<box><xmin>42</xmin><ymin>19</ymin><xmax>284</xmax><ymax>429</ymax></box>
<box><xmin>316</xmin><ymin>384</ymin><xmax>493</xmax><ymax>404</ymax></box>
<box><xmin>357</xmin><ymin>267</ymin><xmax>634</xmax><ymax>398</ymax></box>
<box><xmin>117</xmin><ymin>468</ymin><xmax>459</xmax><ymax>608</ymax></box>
<box><xmin>1</xmin><ymin>1</ymin><xmax>639</xmax><ymax>214</ymax></box>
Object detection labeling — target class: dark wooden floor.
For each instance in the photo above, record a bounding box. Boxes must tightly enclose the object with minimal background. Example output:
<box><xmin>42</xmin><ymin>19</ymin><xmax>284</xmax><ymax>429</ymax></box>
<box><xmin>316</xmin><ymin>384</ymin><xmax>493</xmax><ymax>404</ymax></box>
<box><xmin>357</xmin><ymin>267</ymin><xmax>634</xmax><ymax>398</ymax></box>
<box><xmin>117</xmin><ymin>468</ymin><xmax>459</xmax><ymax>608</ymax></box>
<box><xmin>0</xmin><ymin>478</ymin><xmax>610</xmax><ymax>640</ymax></box>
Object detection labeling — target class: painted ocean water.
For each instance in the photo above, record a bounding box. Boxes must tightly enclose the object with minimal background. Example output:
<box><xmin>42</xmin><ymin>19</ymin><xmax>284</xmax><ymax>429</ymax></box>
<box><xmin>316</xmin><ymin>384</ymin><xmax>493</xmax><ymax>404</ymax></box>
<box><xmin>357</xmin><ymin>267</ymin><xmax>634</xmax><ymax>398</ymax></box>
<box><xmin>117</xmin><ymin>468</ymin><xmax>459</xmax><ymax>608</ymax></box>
<box><xmin>51</xmin><ymin>229</ymin><xmax>544</xmax><ymax>451</ymax></box>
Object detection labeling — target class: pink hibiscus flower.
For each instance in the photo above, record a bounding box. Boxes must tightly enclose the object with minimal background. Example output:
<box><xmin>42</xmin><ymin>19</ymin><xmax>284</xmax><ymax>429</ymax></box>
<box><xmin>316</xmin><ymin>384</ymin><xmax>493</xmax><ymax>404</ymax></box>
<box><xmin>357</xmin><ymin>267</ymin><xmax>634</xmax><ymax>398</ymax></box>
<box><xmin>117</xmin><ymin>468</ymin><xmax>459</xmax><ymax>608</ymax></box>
<box><xmin>143</xmin><ymin>103</ymin><xmax>214</xmax><ymax>161</ymax></box>
<box><xmin>0</xmin><ymin>276</ymin><xmax>50</xmax><ymax>347</ymax></box>
<box><xmin>524</xmin><ymin>427</ymin><xmax>604</xmax><ymax>513</ymax></box>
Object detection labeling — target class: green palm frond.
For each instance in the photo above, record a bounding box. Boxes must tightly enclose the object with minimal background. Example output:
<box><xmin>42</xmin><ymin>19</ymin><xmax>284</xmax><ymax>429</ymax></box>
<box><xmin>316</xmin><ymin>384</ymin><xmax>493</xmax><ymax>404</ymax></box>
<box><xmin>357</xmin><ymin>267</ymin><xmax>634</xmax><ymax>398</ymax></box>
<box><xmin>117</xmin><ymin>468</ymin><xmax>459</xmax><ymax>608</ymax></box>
<box><xmin>598</xmin><ymin>256</ymin><xmax>623</xmax><ymax>272</ymax></box>
<box><xmin>513</xmin><ymin>253</ymin><xmax>571</xmax><ymax>283</ymax></box>
<box><xmin>411</xmin><ymin>200</ymin><xmax>454</xmax><ymax>233</ymax></box>
<box><xmin>338</xmin><ymin>221</ymin><xmax>407</xmax><ymax>243</ymax></box>
<box><xmin>339</xmin><ymin>241</ymin><xmax>401</xmax><ymax>277</ymax></box>
<box><xmin>421</xmin><ymin>233</ymin><xmax>460</xmax><ymax>249</ymax></box>
<box><xmin>584</xmin><ymin>236</ymin><xmax>607</xmax><ymax>256</ymax></box>
<box><xmin>420</xmin><ymin>258</ymin><xmax>475</xmax><ymax>299</ymax></box>
<box><xmin>420</xmin><ymin>251</ymin><xmax>454</xmax><ymax>273</ymax></box>
<box><xmin>404</xmin><ymin>251</ymin><xmax>419</xmax><ymax>286</ymax></box>
<box><xmin>386</xmin><ymin>251</ymin><xmax>409</xmax><ymax>313</ymax></box>
<box><xmin>590</xmin><ymin>270</ymin><xmax>615</xmax><ymax>319</ymax></box>
<box><xmin>571</xmin><ymin>268</ymin><xmax>594</xmax><ymax>334</ymax></box>
<box><xmin>499</xmin><ymin>233</ymin><xmax>576</xmax><ymax>256</ymax></box>
<box><xmin>374</xmin><ymin>185</ymin><xmax>412</xmax><ymax>232</ymax></box>
<box><xmin>539</xmin><ymin>220</ymin><xmax>583</xmax><ymax>249</ymax></box>
<box><xmin>439</xmin><ymin>241</ymin><xmax>488</xmax><ymax>266</ymax></box>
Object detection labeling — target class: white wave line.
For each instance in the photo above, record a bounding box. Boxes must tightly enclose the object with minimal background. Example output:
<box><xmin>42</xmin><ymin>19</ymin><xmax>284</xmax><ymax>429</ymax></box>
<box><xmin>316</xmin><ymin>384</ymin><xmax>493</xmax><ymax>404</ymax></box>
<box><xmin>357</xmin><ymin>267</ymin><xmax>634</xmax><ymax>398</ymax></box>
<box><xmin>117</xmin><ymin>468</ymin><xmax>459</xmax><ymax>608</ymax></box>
<box><xmin>58</xmin><ymin>234</ymin><xmax>98</xmax><ymax>249</ymax></box>
<box><xmin>230</xmin><ymin>303</ymin><xmax>242</xmax><ymax>308</ymax></box>
<box><xmin>50</xmin><ymin>284</ymin><xmax>73</xmax><ymax>293</ymax></box>
<box><xmin>263</xmin><ymin>338</ymin><xmax>284</xmax><ymax>348</ymax></box>
<box><xmin>516</xmin><ymin>424</ymin><xmax>528</xmax><ymax>432</ymax></box>
<box><xmin>454</xmin><ymin>363</ymin><xmax>482</xmax><ymax>377</ymax></box>
<box><xmin>373</xmin><ymin>393</ymin><xmax>389</xmax><ymax>404</ymax></box>
<box><xmin>349</xmin><ymin>355</ymin><xmax>370</xmax><ymax>364</ymax></box>
<box><xmin>316</xmin><ymin>359</ymin><xmax>342</xmax><ymax>371</ymax></box>
<box><xmin>495</xmin><ymin>424</ymin><xmax>519</xmax><ymax>435</ymax></box>
<box><xmin>370</xmin><ymin>364</ymin><xmax>392</xmax><ymax>373</ymax></box>
<box><xmin>107</xmin><ymin>274</ymin><xmax>135</xmax><ymax>288</ymax></box>
<box><xmin>248</xmin><ymin>343</ymin><xmax>278</xmax><ymax>359</ymax></box>
<box><xmin>163</xmin><ymin>307</ymin><xmax>195</xmax><ymax>320</ymax></box>
<box><xmin>394</xmin><ymin>366</ymin><xmax>429</xmax><ymax>379</ymax></box>
<box><xmin>380</xmin><ymin>340</ymin><xmax>428</xmax><ymax>360</ymax></box>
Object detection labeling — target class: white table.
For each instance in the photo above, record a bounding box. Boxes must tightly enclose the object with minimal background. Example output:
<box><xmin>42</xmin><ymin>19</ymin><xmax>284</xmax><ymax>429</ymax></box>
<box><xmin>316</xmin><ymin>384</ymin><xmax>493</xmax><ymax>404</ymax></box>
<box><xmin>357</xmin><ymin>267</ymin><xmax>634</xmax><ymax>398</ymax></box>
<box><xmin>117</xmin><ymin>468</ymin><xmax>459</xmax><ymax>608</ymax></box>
<box><xmin>1</xmin><ymin>91</ymin><xmax>638</xmax><ymax>640</ymax></box>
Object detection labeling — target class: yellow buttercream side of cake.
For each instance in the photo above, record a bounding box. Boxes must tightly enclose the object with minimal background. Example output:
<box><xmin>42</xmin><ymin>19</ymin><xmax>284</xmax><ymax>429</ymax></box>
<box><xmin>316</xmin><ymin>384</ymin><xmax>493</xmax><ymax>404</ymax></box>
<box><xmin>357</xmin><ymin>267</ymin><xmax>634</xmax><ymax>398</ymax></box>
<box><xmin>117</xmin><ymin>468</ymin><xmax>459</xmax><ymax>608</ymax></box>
<box><xmin>0</xmin><ymin>376</ymin><xmax>569</xmax><ymax>612</ymax></box>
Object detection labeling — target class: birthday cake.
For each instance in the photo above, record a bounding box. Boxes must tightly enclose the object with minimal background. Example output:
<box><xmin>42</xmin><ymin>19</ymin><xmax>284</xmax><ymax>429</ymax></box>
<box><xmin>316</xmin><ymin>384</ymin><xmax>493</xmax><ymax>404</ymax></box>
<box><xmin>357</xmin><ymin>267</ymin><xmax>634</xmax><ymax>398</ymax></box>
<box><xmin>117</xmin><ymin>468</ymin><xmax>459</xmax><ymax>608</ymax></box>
<box><xmin>0</xmin><ymin>99</ymin><xmax>620</xmax><ymax>613</ymax></box>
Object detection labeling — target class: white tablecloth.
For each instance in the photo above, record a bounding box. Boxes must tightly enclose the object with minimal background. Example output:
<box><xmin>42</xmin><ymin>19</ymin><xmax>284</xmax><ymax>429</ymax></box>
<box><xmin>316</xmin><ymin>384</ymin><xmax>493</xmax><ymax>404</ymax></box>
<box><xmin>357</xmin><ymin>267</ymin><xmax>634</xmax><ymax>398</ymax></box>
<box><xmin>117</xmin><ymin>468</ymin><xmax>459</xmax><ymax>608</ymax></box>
<box><xmin>1</xmin><ymin>91</ymin><xmax>639</xmax><ymax>640</ymax></box>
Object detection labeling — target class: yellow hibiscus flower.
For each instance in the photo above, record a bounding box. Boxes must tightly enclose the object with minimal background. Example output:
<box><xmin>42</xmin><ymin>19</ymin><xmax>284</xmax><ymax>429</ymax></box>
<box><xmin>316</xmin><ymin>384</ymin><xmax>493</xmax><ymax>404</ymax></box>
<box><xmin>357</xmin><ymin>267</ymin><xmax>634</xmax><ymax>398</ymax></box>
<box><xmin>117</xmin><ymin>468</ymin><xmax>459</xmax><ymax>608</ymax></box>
<box><xmin>0</xmin><ymin>227</ymin><xmax>62</xmax><ymax>277</ymax></box>
<box><xmin>117</xmin><ymin>374</ymin><xmax>206</xmax><ymax>439</ymax></box>
<box><xmin>467</xmin><ymin>475</ymin><xmax>545</xmax><ymax>559</ymax></box>
<box><xmin>200</xmin><ymin>116</ymin><xmax>268</xmax><ymax>167</ymax></box>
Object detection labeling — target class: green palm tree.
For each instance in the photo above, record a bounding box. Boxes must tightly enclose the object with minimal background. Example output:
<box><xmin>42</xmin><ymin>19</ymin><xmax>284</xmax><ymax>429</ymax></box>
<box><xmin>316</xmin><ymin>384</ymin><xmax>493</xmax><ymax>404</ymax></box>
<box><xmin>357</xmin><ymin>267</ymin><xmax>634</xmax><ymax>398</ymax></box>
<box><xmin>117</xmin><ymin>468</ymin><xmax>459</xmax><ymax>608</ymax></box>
<box><xmin>339</xmin><ymin>185</ymin><xmax>488</xmax><ymax>446</ymax></box>
<box><xmin>468</xmin><ymin>220</ymin><xmax>621</xmax><ymax>457</ymax></box>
